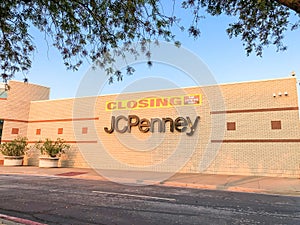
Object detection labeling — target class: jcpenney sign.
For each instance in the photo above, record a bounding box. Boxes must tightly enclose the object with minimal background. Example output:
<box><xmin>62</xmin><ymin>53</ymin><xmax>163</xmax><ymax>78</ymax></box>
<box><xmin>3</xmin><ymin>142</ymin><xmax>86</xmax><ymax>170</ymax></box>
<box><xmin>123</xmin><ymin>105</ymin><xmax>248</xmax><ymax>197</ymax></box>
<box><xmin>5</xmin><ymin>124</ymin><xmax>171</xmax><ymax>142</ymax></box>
<box><xmin>104</xmin><ymin>115</ymin><xmax>200</xmax><ymax>136</ymax></box>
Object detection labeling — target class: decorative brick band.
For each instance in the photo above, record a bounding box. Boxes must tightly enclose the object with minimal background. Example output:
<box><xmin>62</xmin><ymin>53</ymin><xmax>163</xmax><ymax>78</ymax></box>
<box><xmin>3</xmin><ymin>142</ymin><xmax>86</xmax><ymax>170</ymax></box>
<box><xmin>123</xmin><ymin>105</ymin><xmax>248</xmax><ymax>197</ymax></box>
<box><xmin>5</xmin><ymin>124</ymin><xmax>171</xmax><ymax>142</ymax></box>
<box><xmin>3</xmin><ymin>117</ymin><xmax>99</xmax><ymax>123</ymax></box>
<box><xmin>64</xmin><ymin>140</ymin><xmax>98</xmax><ymax>144</ymax></box>
<box><xmin>211</xmin><ymin>139</ymin><xmax>300</xmax><ymax>143</ymax></box>
<box><xmin>211</xmin><ymin>107</ymin><xmax>299</xmax><ymax>114</ymax></box>
<box><xmin>3</xmin><ymin>119</ymin><xmax>28</xmax><ymax>123</ymax></box>
<box><xmin>28</xmin><ymin>118</ymin><xmax>100</xmax><ymax>123</ymax></box>
<box><xmin>1</xmin><ymin>140</ymin><xmax>98</xmax><ymax>144</ymax></box>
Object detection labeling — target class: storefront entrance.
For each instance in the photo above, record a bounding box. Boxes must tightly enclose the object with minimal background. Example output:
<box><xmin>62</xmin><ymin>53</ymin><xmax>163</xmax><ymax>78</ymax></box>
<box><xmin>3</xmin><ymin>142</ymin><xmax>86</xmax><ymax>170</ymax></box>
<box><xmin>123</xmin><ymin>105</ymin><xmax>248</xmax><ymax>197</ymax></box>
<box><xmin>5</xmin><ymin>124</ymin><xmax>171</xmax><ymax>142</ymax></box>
<box><xmin>0</xmin><ymin>120</ymin><xmax>3</xmax><ymax>143</ymax></box>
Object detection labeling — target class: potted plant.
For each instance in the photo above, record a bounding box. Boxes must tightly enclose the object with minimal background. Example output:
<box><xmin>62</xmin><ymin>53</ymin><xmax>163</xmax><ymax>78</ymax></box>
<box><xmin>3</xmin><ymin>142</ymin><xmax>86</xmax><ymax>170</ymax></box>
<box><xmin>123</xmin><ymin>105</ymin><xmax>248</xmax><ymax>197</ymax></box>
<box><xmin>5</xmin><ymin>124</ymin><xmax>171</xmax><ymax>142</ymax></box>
<box><xmin>35</xmin><ymin>138</ymin><xmax>70</xmax><ymax>168</ymax></box>
<box><xmin>0</xmin><ymin>136</ymin><xmax>28</xmax><ymax>166</ymax></box>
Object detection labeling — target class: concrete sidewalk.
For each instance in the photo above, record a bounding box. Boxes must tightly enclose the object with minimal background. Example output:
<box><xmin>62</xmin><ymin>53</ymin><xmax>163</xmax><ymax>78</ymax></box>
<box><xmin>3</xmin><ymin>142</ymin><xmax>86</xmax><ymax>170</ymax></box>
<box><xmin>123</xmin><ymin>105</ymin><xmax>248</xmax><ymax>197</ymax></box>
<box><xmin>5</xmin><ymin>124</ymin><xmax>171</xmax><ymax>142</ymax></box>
<box><xmin>0</xmin><ymin>166</ymin><xmax>299</xmax><ymax>196</ymax></box>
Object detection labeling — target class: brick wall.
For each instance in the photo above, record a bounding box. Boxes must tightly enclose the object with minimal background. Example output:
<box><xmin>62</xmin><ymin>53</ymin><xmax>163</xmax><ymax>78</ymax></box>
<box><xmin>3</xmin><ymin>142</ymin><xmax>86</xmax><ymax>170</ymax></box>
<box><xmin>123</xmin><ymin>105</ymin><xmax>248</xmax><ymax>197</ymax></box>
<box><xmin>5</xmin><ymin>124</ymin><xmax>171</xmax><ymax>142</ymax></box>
<box><xmin>0</xmin><ymin>81</ymin><xmax>50</xmax><ymax>160</ymax></box>
<box><xmin>1</xmin><ymin>78</ymin><xmax>300</xmax><ymax>178</ymax></box>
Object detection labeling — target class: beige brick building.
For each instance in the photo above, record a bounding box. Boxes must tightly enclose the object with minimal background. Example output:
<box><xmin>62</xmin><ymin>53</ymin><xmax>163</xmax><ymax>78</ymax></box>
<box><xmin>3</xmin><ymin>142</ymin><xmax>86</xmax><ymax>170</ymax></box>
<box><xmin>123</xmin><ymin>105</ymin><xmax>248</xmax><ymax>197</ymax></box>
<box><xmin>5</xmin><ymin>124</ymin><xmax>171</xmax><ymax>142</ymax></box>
<box><xmin>0</xmin><ymin>77</ymin><xmax>299</xmax><ymax>178</ymax></box>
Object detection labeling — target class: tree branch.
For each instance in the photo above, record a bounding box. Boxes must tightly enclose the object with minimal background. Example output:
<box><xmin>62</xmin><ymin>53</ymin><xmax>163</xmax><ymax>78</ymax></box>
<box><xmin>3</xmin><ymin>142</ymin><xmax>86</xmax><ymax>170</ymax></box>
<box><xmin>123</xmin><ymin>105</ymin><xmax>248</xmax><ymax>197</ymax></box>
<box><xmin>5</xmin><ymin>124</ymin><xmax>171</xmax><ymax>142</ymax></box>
<box><xmin>275</xmin><ymin>0</ymin><xmax>300</xmax><ymax>13</ymax></box>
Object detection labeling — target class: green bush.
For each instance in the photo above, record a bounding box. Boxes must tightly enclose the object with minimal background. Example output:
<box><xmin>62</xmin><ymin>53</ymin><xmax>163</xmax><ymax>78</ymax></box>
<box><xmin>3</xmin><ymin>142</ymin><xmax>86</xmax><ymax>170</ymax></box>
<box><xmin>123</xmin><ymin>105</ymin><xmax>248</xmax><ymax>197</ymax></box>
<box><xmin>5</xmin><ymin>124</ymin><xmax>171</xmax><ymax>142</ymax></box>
<box><xmin>0</xmin><ymin>136</ymin><xmax>28</xmax><ymax>156</ymax></box>
<box><xmin>35</xmin><ymin>138</ymin><xmax>70</xmax><ymax>158</ymax></box>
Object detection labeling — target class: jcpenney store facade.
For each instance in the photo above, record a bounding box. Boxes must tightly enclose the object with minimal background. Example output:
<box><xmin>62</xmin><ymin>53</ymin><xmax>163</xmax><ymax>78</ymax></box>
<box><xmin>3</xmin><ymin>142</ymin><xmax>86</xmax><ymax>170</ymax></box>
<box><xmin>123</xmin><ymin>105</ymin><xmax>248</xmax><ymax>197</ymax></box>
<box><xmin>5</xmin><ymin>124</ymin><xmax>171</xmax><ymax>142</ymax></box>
<box><xmin>0</xmin><ymin>78</ymin><xmax>299</xmax><ymax>178</ymax></box>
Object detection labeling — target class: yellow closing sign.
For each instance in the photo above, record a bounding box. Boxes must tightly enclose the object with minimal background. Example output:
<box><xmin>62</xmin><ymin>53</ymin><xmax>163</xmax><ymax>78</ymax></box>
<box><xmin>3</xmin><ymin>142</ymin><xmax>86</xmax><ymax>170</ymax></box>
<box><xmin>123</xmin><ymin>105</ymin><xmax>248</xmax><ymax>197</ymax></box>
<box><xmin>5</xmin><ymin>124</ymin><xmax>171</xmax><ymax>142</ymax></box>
<box><xmin>106</xmin><ymin>94</ymin><xmax>202</xmax><ymax>111</ymax></box>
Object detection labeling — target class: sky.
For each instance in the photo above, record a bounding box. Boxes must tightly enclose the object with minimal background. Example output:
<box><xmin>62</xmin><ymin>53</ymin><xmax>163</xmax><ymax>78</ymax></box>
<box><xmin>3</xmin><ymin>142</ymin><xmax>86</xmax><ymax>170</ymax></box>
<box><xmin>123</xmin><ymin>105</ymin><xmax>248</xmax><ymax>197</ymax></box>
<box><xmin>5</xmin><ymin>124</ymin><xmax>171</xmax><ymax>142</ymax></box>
<box><xmin>11</xmin><ymin>7</ymin><xmax>300</xmax><ymax>100</ymax></box>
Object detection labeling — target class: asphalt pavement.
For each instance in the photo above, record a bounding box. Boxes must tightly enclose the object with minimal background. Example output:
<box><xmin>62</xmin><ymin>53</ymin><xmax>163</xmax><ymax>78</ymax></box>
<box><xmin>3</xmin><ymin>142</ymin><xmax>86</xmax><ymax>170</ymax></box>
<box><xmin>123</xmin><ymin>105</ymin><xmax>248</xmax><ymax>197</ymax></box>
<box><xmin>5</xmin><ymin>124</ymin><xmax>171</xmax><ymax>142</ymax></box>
<box><xmin>0</xmin><ymin>166</ymin><xmax>299</xmax><ymax>224</ymax></box>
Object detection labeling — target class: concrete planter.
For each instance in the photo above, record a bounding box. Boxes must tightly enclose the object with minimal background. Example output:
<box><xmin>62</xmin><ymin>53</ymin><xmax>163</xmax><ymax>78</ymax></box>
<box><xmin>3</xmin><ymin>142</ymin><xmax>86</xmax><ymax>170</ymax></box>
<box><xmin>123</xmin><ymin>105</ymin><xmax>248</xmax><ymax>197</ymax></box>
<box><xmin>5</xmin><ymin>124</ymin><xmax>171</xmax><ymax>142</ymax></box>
<box><xmin>39</xmin><ymin>157</ymin><xmax>59</xmax><ymax>168</ymax></box>
<box><xmin>3</xmin><ymin>156</ymin><xmax>24</xmax><ymax>166</ymax></box>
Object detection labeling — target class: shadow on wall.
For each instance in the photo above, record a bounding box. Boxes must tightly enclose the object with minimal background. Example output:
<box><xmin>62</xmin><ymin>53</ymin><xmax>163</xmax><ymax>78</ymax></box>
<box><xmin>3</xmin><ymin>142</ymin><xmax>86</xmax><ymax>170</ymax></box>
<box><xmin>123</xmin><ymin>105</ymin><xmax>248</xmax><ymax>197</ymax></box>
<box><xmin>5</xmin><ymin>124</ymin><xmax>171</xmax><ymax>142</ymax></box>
<box><xmin>60</xmin><ymin>146</ymin><xmax>90</xmax><ymax>168</ymax></box>
<box><xmin>24</xmin><ymin>146</ymin><xmax>39</xmax><ymax>166</ymax></box>
<box><xmin>24</xmin><ymin>146</ymin><xmax>89</xmax><ymax>168</ymax></box>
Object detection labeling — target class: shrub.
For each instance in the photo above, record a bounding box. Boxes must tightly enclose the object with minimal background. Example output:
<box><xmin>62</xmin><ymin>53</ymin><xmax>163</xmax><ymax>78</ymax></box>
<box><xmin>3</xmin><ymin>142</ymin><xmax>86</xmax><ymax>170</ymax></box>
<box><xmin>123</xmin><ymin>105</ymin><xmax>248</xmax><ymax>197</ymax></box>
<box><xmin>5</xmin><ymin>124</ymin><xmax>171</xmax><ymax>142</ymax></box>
<box><xmin>35</xmin><ymin>138</ymin><xmax>70</xmax><ymax>158</ymax></box>
<box><xmin>0</xmin><ymin>136</ymin><xmax>28</xmax><ymax>156</ymax></box>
